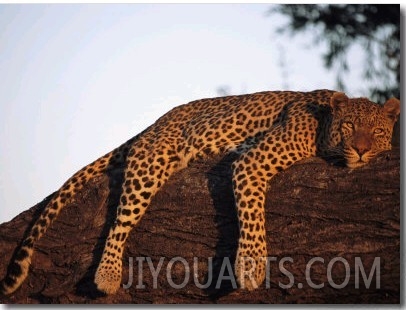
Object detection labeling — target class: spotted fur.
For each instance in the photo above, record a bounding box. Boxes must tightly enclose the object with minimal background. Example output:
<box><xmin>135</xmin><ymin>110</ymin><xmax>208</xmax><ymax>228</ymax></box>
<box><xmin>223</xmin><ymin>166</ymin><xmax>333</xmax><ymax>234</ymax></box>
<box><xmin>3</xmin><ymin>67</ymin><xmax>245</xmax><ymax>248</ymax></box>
<box><xmin>0</xmin><ymin>90</ymin><xmax>400</xmax><ymax>295</ymax></box>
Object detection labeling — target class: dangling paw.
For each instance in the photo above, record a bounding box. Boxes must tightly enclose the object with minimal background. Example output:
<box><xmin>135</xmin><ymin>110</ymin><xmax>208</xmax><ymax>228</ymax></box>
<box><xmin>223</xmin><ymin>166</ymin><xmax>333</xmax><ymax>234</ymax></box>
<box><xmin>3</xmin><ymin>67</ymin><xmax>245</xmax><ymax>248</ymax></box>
<box><xmin>235</xmin><ymin>253</ymin><xmax>267</xmax><ymax>291</ymax></box>
<box><xmin>94</xmin><ymin>263</ymin><xmax>122</xmax><ymax>295</ymax></box>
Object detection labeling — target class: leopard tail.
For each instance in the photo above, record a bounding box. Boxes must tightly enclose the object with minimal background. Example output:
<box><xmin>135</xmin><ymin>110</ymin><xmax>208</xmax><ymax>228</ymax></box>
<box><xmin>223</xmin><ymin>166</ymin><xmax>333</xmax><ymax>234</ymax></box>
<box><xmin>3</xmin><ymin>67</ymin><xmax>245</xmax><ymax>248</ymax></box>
<box><xmin>0</xmin><ymin>137</ymin><xmax>136</xmax><ymax>295</ymax></box>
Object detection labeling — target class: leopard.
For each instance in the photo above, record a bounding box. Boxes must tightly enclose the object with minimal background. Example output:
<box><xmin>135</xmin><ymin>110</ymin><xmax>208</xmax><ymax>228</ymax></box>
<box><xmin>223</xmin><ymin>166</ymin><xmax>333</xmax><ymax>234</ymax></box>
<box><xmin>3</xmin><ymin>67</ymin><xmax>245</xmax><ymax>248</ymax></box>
<box><xmin>0</xmin><ymin>89</ymin><xmax>400</xmax><ymax>295</ymax></box>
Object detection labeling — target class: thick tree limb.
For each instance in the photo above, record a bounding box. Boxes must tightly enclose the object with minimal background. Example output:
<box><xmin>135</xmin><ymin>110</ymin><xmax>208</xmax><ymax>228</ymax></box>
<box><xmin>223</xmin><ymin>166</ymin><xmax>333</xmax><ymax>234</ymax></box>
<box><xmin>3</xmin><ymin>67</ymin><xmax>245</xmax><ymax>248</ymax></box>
<box><xmin>0</xmin><ymin>147</ymin><xmax>400</xmax><ymax>304</ymax></box>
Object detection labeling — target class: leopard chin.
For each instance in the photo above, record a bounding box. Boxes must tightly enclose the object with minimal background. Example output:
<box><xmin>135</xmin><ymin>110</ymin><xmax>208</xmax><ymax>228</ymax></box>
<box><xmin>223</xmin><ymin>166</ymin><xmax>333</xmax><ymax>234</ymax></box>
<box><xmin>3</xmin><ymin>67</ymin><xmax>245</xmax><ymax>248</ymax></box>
<box><xmin>345</xmin><ymin>153</ymin><xmax>377</xmax><ymax>169</ymax></box>
<box><xmin>346</xmin><ymin>160</ymin><xmax>367</xmax><ymax>169</ymax></box>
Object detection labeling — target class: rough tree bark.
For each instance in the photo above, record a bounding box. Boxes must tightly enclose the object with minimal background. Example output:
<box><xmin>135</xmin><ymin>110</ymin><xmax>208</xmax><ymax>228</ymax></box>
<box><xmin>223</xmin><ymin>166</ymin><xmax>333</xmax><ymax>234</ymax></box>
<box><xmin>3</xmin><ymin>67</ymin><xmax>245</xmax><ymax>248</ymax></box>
<box><xmin>0</xmin><ymin>147</ymin><xmax>400</xmax><ymax>304</ymax></box>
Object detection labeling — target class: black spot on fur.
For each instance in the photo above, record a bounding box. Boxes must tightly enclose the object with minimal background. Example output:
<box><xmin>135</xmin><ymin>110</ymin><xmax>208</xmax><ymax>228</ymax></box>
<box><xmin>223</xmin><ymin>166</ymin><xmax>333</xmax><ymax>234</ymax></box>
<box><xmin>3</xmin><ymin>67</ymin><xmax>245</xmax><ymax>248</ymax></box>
<box><xmin>140</xmin><ymin>191</ymin><xmax>151</xmax><ymax>200</ymax></box>
<box><xmin>121</xmin><ymin>233</ymin><xmax>127</xmax><ymax>241</ymax></box>
<box><xmin>115</xmin><ymin>233</ymin><xmax>121</xmax><ymax>241</ymax></box>
<box><xmin>9</xmin><ymin>262</ymin><xmax>22</xmax><ymax>277</ymax></box>
<box><xmin>122</xmin><ymin>221</ymin><xmax>132</xmax><ymax>228</ymax></box>
<box><xmin>15</xmin><ymin>249</ymin><xmax>29</xmax><ymax>261</ymax></box>
<box><xmin>120</xmin><ymin>196</ymin><xmax>127</xmax><ymax>205</ymax></box>
<box><xmin>132</xmin><ymin>179</ymin><xmax>141</xmax><ymax>190</ymax></box>
<box><xmin>275</xmin><ymin>166</ymin><xmax>284</xmax><ymax>172</ymax></box>
<box><xmin>4</xmin><ymin>274</ymin><xmax>17</xmax><ymax>286</ymax></box>
<box><xmin>144</xmin><ymin>181</ymin><xmax>154</xmax><ymax>188</ymax></box>
<box><xmin>121</xmin><ymin>209</ymin><xmax>131</xmax><ymax>216</ymax></box>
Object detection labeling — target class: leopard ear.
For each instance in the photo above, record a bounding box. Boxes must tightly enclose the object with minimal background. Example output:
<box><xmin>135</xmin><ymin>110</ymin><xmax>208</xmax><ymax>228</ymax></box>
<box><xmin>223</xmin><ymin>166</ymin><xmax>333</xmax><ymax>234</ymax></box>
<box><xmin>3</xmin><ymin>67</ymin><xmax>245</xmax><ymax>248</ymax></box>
<box><xmin>383</xmin><ymin>97</ymin><xmax>400</xmax><ymax>122</ymax></box>
<box><xmin>330</xmin><ymin>92</ymin><xmax>349</xmax><ymax>114</ymax></box>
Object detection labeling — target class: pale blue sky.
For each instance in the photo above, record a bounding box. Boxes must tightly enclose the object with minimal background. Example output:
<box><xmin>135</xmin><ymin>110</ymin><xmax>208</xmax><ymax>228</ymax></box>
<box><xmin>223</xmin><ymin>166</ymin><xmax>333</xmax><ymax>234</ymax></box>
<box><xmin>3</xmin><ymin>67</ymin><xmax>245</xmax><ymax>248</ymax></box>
<box><xmin>0</xmin><ymin>4</ymin><xmax>369</xmax><ymax>223</ymax></box>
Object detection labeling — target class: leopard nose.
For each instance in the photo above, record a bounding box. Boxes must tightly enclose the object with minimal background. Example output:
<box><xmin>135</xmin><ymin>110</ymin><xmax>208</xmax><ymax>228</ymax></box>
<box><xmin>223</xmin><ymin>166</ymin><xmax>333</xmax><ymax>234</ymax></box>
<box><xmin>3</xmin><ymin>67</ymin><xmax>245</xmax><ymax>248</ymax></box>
<box><xmin>352</xmin><ymin>133</ymin><xmax>372</xmax><ymax>157</ymax></box>
<box><xmin>353</xmin><ymin>145</ymin><xmax>369</xmax><ymax>156</ymax></box>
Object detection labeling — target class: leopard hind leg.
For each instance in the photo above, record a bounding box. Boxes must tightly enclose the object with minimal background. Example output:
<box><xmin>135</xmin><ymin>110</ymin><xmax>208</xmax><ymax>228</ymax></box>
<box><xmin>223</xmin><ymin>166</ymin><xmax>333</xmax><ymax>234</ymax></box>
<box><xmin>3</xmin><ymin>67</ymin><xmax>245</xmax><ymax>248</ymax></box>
<box><xmin>94</xmin><ymin>142</ymin><xmax>188</xmax><ymax>294</ymax></box>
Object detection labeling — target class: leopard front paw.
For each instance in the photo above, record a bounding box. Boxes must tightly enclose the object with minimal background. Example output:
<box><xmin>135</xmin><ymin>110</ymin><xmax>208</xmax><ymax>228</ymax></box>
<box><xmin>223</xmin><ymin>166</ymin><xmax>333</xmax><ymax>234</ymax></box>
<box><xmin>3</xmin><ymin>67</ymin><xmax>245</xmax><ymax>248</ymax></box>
<box><xmin>235</xmin><ymin>253</ymin><xmax>267</xmax><ymax>291</ymax></box>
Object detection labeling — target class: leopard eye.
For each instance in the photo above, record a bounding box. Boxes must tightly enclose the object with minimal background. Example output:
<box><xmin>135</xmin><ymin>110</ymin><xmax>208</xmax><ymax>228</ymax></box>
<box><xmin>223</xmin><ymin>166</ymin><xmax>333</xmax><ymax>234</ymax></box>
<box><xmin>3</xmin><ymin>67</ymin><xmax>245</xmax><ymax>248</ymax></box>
<box><xmin>374</xmin><ymin>128</ymin><xmax>384</xmax><ymax>135</ymax></box>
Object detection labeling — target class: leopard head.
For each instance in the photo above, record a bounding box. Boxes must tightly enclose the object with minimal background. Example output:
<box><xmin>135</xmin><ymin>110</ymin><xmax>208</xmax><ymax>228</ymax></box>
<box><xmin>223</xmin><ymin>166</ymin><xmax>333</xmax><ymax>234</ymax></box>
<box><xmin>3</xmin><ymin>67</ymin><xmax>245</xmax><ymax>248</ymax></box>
<box><xmin>329</xmin><ymin>92</ymin><xmax>400</xmax><ymax>169</ymax></box>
